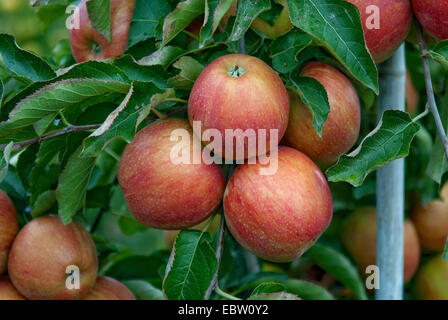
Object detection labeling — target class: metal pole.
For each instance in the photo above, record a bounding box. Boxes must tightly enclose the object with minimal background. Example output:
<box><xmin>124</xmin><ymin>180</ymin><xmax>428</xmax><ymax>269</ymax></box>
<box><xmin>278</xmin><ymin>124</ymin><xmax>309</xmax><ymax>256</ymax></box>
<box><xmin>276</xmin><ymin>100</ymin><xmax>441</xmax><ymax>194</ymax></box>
<box><xmin>375</xmin><ymin>44</ymin><xmax>406</xmax><ymax>300</ymax></box>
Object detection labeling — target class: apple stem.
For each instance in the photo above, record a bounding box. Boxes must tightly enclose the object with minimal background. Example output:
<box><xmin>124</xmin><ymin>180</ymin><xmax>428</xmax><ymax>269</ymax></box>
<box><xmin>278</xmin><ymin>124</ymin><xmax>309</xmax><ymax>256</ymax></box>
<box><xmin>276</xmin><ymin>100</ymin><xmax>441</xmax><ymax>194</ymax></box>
<box><xmin>228</xmin><ymin>65</ymin><xmax>244</xmax><ymax>77</ymax></box>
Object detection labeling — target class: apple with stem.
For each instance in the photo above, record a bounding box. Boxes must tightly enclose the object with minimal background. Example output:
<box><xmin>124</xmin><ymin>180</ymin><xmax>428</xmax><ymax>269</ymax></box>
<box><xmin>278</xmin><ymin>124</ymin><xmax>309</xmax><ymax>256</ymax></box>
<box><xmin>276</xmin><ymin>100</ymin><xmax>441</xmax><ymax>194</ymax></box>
<box><xmin>69</xmin><ymin>0</ymin><xmax>136</xmax><ymax>62</ymax></box>
<box><xmin>188</xmin><ymin>53</ymin><xmax>289</xmax><ymax>161</ymax></box>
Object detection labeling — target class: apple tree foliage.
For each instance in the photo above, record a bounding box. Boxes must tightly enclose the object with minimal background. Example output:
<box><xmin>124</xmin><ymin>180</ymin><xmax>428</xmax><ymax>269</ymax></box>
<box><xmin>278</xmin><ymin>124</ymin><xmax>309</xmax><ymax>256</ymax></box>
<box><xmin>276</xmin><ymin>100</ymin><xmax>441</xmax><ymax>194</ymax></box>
<box><xmin>0</xmin><ymin>0</ymin><xmax>447</xmax><ymax>300</ymax></box>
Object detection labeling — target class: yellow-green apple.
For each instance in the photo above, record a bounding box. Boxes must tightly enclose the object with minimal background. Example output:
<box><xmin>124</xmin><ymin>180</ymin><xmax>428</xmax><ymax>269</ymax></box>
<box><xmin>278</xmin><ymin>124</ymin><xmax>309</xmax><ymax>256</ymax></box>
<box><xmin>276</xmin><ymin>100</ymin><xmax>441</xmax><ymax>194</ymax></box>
<box><xmin>8</xmin><ymin>215</ymin><xmax>98</xmax><ymax>300</ymax></box>
<box><xmin>188</xmin><ymin>53</ymin><xmax>289</xmax><ymax>161</ymax></box>
<box><xmin>0</xmin><ymin>190</ymin><xmax>18</xmax><ymax>274</ymax></box>
<box><xmin>69</xmin><ymin>0</ymin><xmax>135</xmax><ymax>62</ymax></box>
<box><xmin>341</xmin><ymin>207</ymin><xmax>421</xmax><ymax>283</ymax></box>
<box><xmin>411</xmin><ymin>183</ymin><xmax>448</xmax><ymax>252</ymax></box>
<box><xmin>414</xmin><ymin>254</ymin><xmax>448</xmax><ymax>300</ymax></box>
<box><xmin>0</xmin><ymin>277</ymin><xmax>25</xmax><ymax>300</ymax></box>
<box><xmin>223</xmin><ymin>146</ymin><xmax>333</xmax><ymax>262</ymax></box>
<box><xmin>345</xmin><ymin>0</ymin><xmax>412</xmax><ymax>63</ymax></box>
<box><xmin>282</xmin><ymin>62</ymin><xmax>360</xmax><ymax>168</ymax></box>
<box><xmin>412</xmin><ymin>0</ymin><xmax>448</xmax><ymax>40</ymax></box>
<box><xmin>251</xmin><ymin>0</ymin><xmax>293</xmax><ymax>39</ymax></box>
<box><xmin>83</xmin><ymin>276</ymin><xmax>135</xmax><ymax>300</ymax></box>
<box><xmin>164</xmin><ymin>215</ymin><xmax>221</xmax><ymax>249</ymax></box>
<box><xmin>118</xmin><ymin>118</ymin><xmax>225</xmax><ymax>230</ymax></box>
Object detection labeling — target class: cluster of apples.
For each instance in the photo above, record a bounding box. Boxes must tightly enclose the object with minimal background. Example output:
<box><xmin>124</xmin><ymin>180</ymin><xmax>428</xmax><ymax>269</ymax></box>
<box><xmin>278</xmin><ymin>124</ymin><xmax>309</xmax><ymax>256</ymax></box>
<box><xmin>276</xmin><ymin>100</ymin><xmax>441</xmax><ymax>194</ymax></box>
<box><xmin>118</xmin><ymin>49</ymin><xmax>363</xmax><ymax>263</ymax></box>
<box><xmin>0</xmin><ymin>191</ymin><xmax>135</xmax><ymax>300</ymax></box>
<box><xmin>340</xmin><ymin>183</ymin><xmax>448</xmax><ymax>300</ymax></box>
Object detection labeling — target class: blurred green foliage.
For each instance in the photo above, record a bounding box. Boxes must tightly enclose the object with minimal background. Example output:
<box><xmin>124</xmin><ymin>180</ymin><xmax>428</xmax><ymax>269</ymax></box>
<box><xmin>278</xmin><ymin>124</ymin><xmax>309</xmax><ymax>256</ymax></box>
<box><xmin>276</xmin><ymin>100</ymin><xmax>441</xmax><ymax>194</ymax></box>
<box><xmin>0</xmin><ymin>0</ymin><xmax>67</xmax><ymax>56</ymax></box>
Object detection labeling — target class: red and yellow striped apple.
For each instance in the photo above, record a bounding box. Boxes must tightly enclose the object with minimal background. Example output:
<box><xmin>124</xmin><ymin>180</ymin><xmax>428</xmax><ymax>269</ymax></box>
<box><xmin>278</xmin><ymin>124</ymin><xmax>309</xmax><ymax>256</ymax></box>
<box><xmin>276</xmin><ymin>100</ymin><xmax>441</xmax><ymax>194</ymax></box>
<box><xmin>83</xmin><ymin>276</ymin><xmax>135</xmax><ymax>300</ymax></box>
<box><xmin>412</xmin><ymin>0</ymin><xmax>448</xmax><ymax>40</ymax></box>
<box><xmin>282</xmin><ymin>62</ymin><xmax>361</xmax><ymax>168</ymax></box>
<box><xmin>0</xmin><ymin>277</ymin><xmax>25</xmax><ymax>300</ymax></box>
<box><xmin>341</xmin><ymin>207</ymin><xmax>421</xmax><ymax>283</ymax></box>
<box><xmin>69</xmin><ymin>0</ymin><xmax>135</xmax><ymax>62</ymax></box>
<box><xmin>346</xmin><ymin>0</ymin><xmax>412</xmax><ymax>63</ymax></box>
<box><xmin>223</xmin><ymin>146</ymin><xmax>333</xmax><ymax>262</ymax></box>
<box><xmin>412</xmin><ymin>183</ymin><xmax>448</xmax><ymax>252</ymax></box>
<box><xmin>188</xmin><ymin>53</ymin><xmax>289</xmax><ymax>161</ymax></box>
<box><xmin>8</xmin><ymin>215</ymin><xmax>98</xmax><ymax>300</ymax></box>
<box><xmin>118</xmin><ymin>118</ymin><xmax>225</xmax><ymax>230</ymax></box>
<box><xmin>0</xmin><ymin>190</ymin><xmax>18</xmax><ymax>275</ymax></box>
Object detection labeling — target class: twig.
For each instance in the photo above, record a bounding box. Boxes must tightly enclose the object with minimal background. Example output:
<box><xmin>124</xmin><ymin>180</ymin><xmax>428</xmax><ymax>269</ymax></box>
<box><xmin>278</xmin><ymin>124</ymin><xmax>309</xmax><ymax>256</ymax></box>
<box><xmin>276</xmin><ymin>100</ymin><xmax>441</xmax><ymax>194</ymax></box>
<box><xmin>10</xmin><ymin>124</ymin><xmax>100</xmax><ymax>151</ymax></box>
<box><xmin>418</xmin><ymin>24</ymin><xmax>448</xmax><ymax>161</ymax></box>
<box><xmin>7</xmin><ymin>106</ymin><xmax>188</xmax><ymax>151</ymax></box>
<box><xmin>205</xmin><ymin>164</ymin><xmax>236</xmax><ymax>300</ymax></box>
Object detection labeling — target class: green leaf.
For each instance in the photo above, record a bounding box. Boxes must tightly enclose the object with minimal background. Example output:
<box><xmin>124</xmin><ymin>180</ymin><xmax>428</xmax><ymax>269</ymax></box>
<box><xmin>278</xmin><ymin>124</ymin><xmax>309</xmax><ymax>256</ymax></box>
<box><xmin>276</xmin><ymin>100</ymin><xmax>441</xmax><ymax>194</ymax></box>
<box><xmin>136</xmin><ymin>88</ymin><xmax>176</xmax><ymax>128</ymax></box>
<box><xmin>0</xmin><ymin>142</ymin><xmax>13</xmax><ymax>183</ymax></box>
<box><xmin>284</xmin><ymin>279</ymin><xmax>334</xmax><ymax>300</ymax></box>
<box><xmin>287</xmin><ymin>76</ymin><xmax>330</xmax><ymax>137</ymax></box>
<box><xmin>306</xmin><ymin>244</ymin><xmax>367</xmax><ymax>300</ymax></box>
<box><xmin>139</xmin><ymin>46</ymin><xmax>186</xmax><ymax>68</ymax></box>
<box><xmin>31</xmin><ymin>190</ymin><xmax>57</xmax><ymax>218</ymax></box>
<box><xmin>286</xmin><ymin>0</ymin><xmax>378</xmax><ymax>94</ymax></box>
<box><xmin>429</xmin><ymin>40</ymin><xmax>448</xmax><ymax>69</ymax></box>
<box><xmin>118</xmin><ymin>214</ymin><xmax>148</xmax><ymax>236</ymax></box>
<box><xmin>163</xmin><ymin>230</ymin><xmax>218</xmax><ymax>300</ymax></box>
<box><xmin>128</xmin><ymin>0</ymin><xmax>172</xmax><ymax>47</ymax></box>
<box><xmin>0</xmin><ymin>34</ymin><xmax>56</xmax><ymax>82</ymax></box>
<box><xmin>86</xmin><ymin>0</ymin><xmax>111</xmax><ymax>42</ymax></box>
<box><xmin>199</xmin><ymin>0</ymin><xmax>235</xmax><ymax>47</ymax></box>
<box><xmin>249</xmin><ymin>292</ymin><xmax>301</xmax><ymax>300</ymax></box>
<box><xmin>269</xmin><ymin>29</ymin><xmax>312</xmax><ymax>74</ymax></box>
<box><xmin>101</xmin><ymin>251</ymin><xmax>169</xmax><ymax>282</ymax></box>
<box><xmin>250</xmin><ymin>282</ymin><xmax>286</xmax><ymax>296</ymax></box>
<box><xmin>36</xmin><ymin>4</ymin><xmax>67</xmax><ymax>30</ymax></box>
<box><xmin>114</xmin><ymin>56</ymin><xmax>170</xmax><ymax>88</ymax></box>
<box><xmin>162</xmin><ymin>0</ymin><xmax>205</xmax><ymax>46</ymax></box>
<box><xmin>82</xmin><ymin>82</ymin><xmax>162</xmax><ymax>157</ymax></box>
<box><xmin>0</xmin><ymin>79</ymin><xmax>130</xmax><ymax>139</ymax></box>
<box><xmin>228</xmin><ymin>0</ymin><xmax>271</xmax><ymax>42</ymax></box>
<box><xmin>443</xmin><ymin>238</ymin><xmax>448</xmax><ymax>261</ymax></box>
<box><xmin>122</xmin><ymin>280</ymin><xmax>164</xmax><ymax>300</ymax></box>
<box><xmin>57</xmin><ymin>146</ymin><xmax>96</xmax><ymax>224</ymax></box>
<box><xmin>327</xmin><ymin>110</ymin><xmax>420</xmax><ymax>186</ymax></box>
<box><xmin>168</xmin><ymin>56</ymin><xmax>204</xmax><ymax>90</ymax></box>
<box><xmin>0</xmin><ymin>80</ymin><xmax>3</xmax><ymax>103</ymax></box>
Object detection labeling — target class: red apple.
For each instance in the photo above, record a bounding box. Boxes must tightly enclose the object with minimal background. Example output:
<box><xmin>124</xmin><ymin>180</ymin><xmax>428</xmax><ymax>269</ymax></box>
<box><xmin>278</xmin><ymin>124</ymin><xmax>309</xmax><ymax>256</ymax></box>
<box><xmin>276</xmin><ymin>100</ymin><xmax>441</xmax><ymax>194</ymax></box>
<box><xmin>0</xmin><ymin>190</ymin><xmax>18</xmax><ymax>274</ymax></box>
<box><xmin>69</xmin><ymin>0</ymin><xmax>135</xmax><ymax>62</ymax></box>
<box><xmin>83</xmin><ymin>276</ymin><xmax>135</xmax><ymax>300</ymax></box>
<box><xmin>341</xmin><ymin>207</ymin><xmax>421</xmax><ymax>283</ymax></box>
<box><xmin>0</xmin><ymin>277</ymin><xmax>25</xmax><ymax>300</ymax></box>
<box><xmin>414</xmin><ymin>254</ymin><xmax>448</xmax><ymax>300</ymax></box>
<box><xmin>412</xmin><ymin>0</ymin><xmax>448</xmax><ymax>40</ymax></box>
<box><xmin>223</xmin><ymin>146</ymin><xmax>333</xmax><ymax>262</ymax></box>
<box><xmin>346</xmin><ymin>0</ymin><xmax>412</xmax><ymax>63</ymax></box>
<box><xmin>412</xmin><ymin>183</ymin><xmax>448</xmax><ymax>252</ymax></box>
<box><xmin>282</xmin><ymin>62</ymin><xmax>361</xmax><ymax>168</ymax></box>
<box><xmin>118</xmin><ymin>118</ymin><xmax>226</xmax><ymax>230</ymax></box>
<box><xmin>188</xmin><ymin>53</ymin><xmax>290</xmax><ymax>161</ymax></box>
<box><xmin>8</xmin><ymin>215</ymin><xmax>98</xmax><ymax>300</ymax></box>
